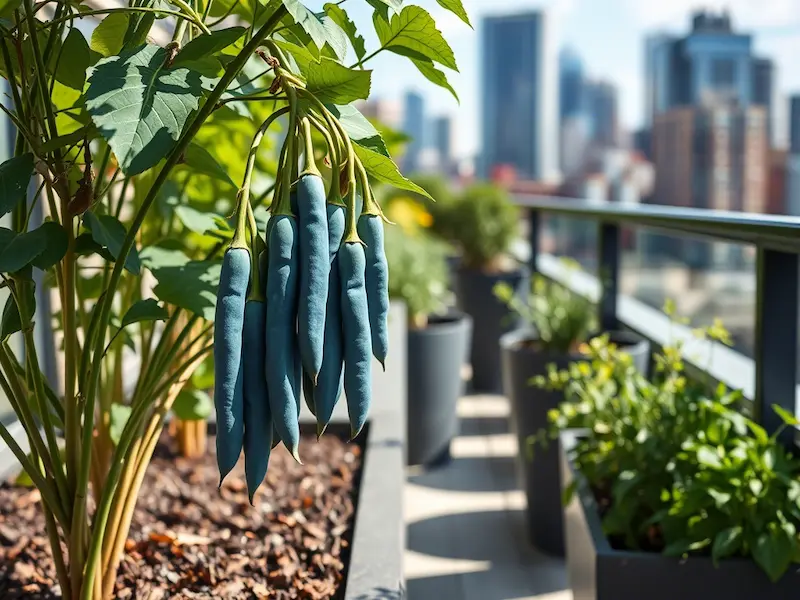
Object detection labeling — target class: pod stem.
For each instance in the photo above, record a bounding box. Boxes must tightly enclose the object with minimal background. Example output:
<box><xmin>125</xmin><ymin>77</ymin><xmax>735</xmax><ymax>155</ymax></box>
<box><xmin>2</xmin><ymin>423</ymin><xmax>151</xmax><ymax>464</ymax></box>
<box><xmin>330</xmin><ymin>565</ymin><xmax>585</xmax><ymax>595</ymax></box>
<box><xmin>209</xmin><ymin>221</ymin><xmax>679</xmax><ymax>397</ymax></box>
<box><xmin>246</xmin><ymin>202</ymin><xmax>264</xmax><ymax>302</ymax></box>
<box><xmin>300</xmin><ymin>117</ymin><xmax>321</xmax><ymax>178</ymax></box>
<box><xmin>342</xmin><ymin>145</ymin><xmax>361</xmax><ymax>244</ymax></box>
<box><xmin>355</xmin><ymin>158</ymin><xmax>380</xmax><ymax>217</ymax></box>
<box><xmin>273</xmin><ymin>83</ymin><xmax>299</xmax><ymax>216</ymax></box>
<box><xmin>237</xmin><ymin>106</ymin><xmax>290</xmax><ymax>249</ymax></box>
<box><xmin>231</xmin><ymin>189</ymin><xmax>249</xmax><ymax>249</ymax></box>
<box><xmin>307</xmin><ymin>113</ymin><xmax>345</xmax><ymax>207</ymax></box>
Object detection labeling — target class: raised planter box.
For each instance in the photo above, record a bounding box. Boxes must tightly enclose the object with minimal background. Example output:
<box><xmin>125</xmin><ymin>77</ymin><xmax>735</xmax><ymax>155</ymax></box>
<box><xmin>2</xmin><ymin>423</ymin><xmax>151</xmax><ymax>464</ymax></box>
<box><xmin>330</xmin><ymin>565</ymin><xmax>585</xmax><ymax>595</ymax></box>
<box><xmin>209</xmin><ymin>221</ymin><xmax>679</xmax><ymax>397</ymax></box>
<box><xmin>559</xmin><ymin>429</ymin><xmax>800</xmax><ymax>600</ymax></box>
<box><xmin>501</xmin><ymin>330</ymin><xmax>649</xmax><ymax>557</ymax></box>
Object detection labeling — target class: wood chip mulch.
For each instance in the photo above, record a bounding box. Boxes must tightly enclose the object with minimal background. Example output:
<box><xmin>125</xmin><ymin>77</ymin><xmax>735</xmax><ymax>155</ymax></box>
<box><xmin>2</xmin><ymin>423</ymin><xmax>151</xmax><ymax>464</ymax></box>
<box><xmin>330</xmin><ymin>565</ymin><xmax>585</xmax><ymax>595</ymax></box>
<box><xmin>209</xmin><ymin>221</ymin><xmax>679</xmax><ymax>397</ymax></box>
<box><xmin>0</xmin><ymin>431</ymin><xmax>362</xmax><ymax>599</ymax></box>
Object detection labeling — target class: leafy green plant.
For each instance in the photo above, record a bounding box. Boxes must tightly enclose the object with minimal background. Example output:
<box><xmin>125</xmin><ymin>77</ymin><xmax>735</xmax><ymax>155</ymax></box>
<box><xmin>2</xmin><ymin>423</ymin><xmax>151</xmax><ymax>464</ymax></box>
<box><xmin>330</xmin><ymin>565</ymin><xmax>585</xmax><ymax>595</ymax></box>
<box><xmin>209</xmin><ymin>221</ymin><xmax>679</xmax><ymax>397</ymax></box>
<box><xmin>0</xmin><ymin>0</ymin><xmax>464</xmax><ymax>597</ymax></box>
<box><xmin>541</xmin><ymin>318</ymin><xmax>800</xmax><ymax>582</ymax></box>
<box><xmin>446</xmin><ymin>182</ymin><xmax>519</xmax><ymax>271</ymax></box>
<box><xmin>494</xmin><ymin>259</ymin><xmax>595</xmax><ymax>353</ymax></box>
<box><xmin>385</xmin><ymin>226</ymin><xmax>452</xmax><ymax>329</ymax></box>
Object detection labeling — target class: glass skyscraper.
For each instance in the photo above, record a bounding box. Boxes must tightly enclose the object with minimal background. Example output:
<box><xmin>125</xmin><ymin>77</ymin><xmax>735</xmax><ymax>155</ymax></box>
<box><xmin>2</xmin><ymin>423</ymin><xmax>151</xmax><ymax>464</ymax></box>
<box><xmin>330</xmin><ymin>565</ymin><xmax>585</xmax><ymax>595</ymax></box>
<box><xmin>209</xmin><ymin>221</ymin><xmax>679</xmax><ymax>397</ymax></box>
<box><xmin>480</xmin><ymin>11</ymin><xmax>559</xmax><ymax>182</ymax></box>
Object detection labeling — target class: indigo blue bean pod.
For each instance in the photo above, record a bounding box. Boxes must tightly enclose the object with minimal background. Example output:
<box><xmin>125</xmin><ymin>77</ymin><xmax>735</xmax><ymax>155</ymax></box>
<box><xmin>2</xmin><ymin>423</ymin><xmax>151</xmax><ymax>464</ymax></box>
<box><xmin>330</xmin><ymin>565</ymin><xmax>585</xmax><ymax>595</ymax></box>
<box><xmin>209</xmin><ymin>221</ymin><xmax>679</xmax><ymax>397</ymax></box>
<box><xmin>315</xmin><ymin>204</ymin><xmax>346</xmax><ymax>434</ymax></box>
<box><xmin>265</xmin><ymin>215</ymin><xmax>302</xmax><ymax>461</ymax></box>
<box><xmin>338</xmin><ymin>242</ymin><xmax>372</xmax><ymax>438</ymax></box>
<box><xmin>302</xmin><ymin>368</ymin><xmax>316</xmax><ymax>416</ymax></box>
<box><xmin>213</xmin><ymin>247</ymin><xmax>250</xmax><ymax>483</ymax></box>
<box><xmin>297</xmin><ymin>174</ymin><xmax>329</xmax><ymax>380</ymax></box>
<box><xmin>357</xmin><ymin>214</ymin><xmax>389</xmax><ymax>367</ymax></box>
<box><xmin>242</xmin><ymin>300</ymin><xmax>273</xmax><ymax>503</ymax></box>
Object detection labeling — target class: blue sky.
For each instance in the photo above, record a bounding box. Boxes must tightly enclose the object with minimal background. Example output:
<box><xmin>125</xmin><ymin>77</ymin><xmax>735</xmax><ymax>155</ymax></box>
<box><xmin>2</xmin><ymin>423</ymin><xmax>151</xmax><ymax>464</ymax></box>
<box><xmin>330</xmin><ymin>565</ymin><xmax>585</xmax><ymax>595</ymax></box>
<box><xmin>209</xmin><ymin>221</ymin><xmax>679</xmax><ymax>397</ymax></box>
<box><xmin>331</xmin><ymin>0</ymin><xmax>800</xmax><ymax>158</ymax></box>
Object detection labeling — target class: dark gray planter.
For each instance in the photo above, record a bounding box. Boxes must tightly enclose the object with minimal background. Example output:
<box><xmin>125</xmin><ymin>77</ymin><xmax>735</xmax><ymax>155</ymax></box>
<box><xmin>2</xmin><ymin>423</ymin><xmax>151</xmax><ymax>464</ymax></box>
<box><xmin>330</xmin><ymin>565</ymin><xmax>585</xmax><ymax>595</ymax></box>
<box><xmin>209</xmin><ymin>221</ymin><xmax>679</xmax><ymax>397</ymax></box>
<box><xmin>500</xmin><ymin>329</ymin><xmax>650</xmax><ymax>557</ymax></box>
<box><xmin>559</xmin><ymin>430</ymin><xmax>800</xmax><ymax>599</ymax></box>
<box><xmin>454</xmin><ymin>265</ymin><xmax>527</xmax><ymax>392</ymax></box>
<box><xmin>407</xmin><ymin>312</ymin><xmax>472</xmax><ymax>467</ymax></box>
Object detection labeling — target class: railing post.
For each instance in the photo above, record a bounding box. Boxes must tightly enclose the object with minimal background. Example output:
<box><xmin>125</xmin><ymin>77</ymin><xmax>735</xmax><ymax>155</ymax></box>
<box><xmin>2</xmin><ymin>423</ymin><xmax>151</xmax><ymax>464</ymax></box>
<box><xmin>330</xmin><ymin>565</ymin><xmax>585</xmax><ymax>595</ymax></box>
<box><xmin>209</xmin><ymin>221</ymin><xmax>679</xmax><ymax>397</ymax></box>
<box><xmin>597</xmin><ymin>222</ymin><xmax>620</xmax><ymax>331</ymax></box>
<box><xmin>754</xmin><ymin>247</ymin><xmax>798</xmax><ymax>446</ymax></box>
<box><xmin>529</xmin><ymin>208</ymin><xmax>539</xmax><ymax>274</ymax></box>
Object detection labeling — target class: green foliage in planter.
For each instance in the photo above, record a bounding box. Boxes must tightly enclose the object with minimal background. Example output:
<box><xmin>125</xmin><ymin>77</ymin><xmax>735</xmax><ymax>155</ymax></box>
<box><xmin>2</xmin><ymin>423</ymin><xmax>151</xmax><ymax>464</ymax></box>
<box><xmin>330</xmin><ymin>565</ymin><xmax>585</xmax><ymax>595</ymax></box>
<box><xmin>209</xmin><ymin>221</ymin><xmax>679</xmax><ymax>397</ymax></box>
<box><xmin>385</xmin><ymin>226</ymin><xmax>452</xmax><ymax>328</ymax></box>
<box><xmin>447</xmin><ymin>183</ymin><xmax>519</xmax><ymax>271</ymax></box>
<box><xmin>494</xmin><ymin>259</ymin><xmax>595</xmax><ymax>353</ymax></box>
<box><xmin>540</xmin><ymin>318</ymin><xmax>800</xmax><ymax>582</ymax></box>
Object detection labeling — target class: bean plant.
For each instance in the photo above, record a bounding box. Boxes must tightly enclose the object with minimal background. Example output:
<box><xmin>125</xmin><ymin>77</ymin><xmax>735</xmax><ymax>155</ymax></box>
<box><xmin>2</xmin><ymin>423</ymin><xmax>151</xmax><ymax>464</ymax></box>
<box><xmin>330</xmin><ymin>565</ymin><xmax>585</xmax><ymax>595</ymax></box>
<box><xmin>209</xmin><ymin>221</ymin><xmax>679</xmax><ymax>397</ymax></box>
<box><xmin>540</xmin><ymin>320</ymin><xmax>800</xmax><ymax>582</ymax></box>
<box><xmin>0</xmin><ymin>0</ymin><xmax>466</xmax><ymax>597</ymax></box>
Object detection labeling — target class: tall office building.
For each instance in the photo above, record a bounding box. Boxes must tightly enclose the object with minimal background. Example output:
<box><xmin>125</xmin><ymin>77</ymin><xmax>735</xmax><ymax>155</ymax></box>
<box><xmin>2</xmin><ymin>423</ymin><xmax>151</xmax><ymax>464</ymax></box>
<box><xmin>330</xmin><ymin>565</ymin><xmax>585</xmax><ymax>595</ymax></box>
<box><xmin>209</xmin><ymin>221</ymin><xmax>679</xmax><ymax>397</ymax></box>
<box><xmin>558</xmin><ymin>48</ymin><xmax>588</xmax><ymax>177</ymax></box>
<box><xmin>585</xmin><ymin>80</ymin><xmax>619</xmax><ymax>147</ymax></box>
<box><xmin>402</xmin><ymin>91</ymin><xmax>425</xmax><ymax>174</ymax></box>
<box><xmin>654</xmin><ymin>104</ymin><xmax>768</xmax><ymax>265</ymax></box>
<box><xmin>481</xmin><ymin>11</ymin><xmax>559</xmax><ymax>182</ymax></box>
<box><xmin>644</xmin><ymin>11</ymin><xmax>774</xmax><ymax>144</ymax></box>
<box><xmin>433</xmin><ymin>116</ymin><xmax>452</xmax><ymax>174</ymax></box>
<box><xmin>786</xmin><ymin>96</ymin><xmax>800</xmax><ymax>216</ymax></box>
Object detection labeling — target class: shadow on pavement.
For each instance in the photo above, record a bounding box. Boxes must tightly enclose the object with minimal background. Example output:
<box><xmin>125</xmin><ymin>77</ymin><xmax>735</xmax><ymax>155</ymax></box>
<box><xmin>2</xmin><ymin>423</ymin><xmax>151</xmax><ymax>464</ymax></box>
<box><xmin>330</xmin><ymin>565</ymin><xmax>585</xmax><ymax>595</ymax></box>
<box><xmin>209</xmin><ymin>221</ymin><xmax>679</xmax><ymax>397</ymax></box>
<box><xmin>457</xmin><ymin>416</ymin><xmax>511</xmax><ymax>437</ymax></box>
<box><xmin>407</xmin><ymin>454</ymin><xmax>519</xmax><ymax>493</ymax></box>
<box><xmin>407</xmin><ymin>509</ymin><xmax>568</xmax><ymax>600</ymax></box>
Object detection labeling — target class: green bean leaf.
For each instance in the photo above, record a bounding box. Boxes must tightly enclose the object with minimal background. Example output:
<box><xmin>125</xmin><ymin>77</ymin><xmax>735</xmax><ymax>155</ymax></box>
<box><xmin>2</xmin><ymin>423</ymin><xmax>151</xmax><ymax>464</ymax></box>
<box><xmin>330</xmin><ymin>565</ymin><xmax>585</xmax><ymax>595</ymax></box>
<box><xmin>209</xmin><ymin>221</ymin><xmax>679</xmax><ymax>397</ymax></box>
<box><xmin>0</xmin><ymin>154</ymin><xmax>33</xmax><ymax>218</ymax></box>
<box><xmin>85</xmin><ymin>44</ymin><xmax>204</xmax><ymax>175</ymax></box>
<box><xmin>83</xmin><ymin>212</ymin><xmax>142</xmax><ymax>275</ymax></box>
<box><xmin>172</xmin><ymin>27</ymin><xmax>246</xmax><ymax>67</ymax></box>
<box><xmin>173</xmin><ymin>389</ymin><xmax>213</xmax><ymax>421</ymax></box>
<box><xmin>120</xmin><ymin>298</ymin><xmax>169</xmax><ymax>328</ymax></box>
<box><xmin>373</xmin><ymin>5</ymin><xmax>457</xmax><ymax>71</ymax></box>
<box><xmin>353</xmin><ymin>143</ymin><xmax>432</xmax><ymax>201</ymax></box>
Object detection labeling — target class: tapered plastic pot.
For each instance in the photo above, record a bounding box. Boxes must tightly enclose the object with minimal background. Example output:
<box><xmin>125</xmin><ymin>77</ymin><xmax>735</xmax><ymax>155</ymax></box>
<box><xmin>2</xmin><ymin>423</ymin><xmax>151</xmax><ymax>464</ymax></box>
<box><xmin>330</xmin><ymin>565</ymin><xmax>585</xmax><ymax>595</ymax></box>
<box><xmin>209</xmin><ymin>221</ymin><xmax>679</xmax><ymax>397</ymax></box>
<box><xmin>454</xmin><ymin>265</ymin><xmax>527</xmax><ymax>392</ymax></box>
<box><xmin>406</xmin><ymin>312</ymin><xmax>472</xmax><ymax>467</ymax></box>
<box><xmin>500</xmin><ymin>329</ymin><xmax>650</xmax><ymax>556</ymax></box>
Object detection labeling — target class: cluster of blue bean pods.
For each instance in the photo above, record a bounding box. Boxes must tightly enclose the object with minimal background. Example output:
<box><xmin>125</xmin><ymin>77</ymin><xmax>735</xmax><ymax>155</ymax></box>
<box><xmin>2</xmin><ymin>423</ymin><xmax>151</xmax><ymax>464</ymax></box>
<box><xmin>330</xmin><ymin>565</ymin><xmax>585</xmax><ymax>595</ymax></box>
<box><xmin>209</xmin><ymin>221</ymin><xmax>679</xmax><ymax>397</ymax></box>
<box><xmin>212</xmin><ymin>62</ymin><xmax>390</xmax><ymax>501</ymax></box>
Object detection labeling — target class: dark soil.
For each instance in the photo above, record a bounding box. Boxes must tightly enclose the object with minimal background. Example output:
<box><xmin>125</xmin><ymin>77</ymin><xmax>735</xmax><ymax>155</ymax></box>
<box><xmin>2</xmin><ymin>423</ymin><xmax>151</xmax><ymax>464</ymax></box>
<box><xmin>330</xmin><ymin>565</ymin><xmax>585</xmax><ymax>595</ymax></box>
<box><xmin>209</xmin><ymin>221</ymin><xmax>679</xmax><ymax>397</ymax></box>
<box><xmin>0</xmin><ymin>431</ymin><xmax>363</xmax><ymax>599</ymax></box>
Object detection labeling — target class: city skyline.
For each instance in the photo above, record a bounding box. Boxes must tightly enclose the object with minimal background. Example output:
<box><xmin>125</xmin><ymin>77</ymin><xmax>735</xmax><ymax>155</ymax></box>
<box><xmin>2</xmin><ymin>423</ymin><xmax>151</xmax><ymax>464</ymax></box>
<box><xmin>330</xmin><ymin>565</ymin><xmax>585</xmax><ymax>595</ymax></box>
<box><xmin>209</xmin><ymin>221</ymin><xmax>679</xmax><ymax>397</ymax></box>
<box><xmin>342</xmin><ymin>0</ymin><xmax>800</xmax><ymax>160</ymax></box>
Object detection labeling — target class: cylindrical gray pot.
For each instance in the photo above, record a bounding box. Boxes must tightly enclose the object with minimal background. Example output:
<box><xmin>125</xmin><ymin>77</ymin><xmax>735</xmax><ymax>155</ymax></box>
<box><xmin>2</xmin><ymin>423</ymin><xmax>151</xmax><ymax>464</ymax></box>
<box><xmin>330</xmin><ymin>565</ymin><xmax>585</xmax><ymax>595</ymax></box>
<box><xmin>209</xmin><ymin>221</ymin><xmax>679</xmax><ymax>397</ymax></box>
<box><xmin>455</xmin><ymin>266</ymin><xmax>527</xmax><ymax>392</ymax></box>
<box><xmin>407</xmin><ymin>312</ymin><xmax>473</xmax><ymax>467</ymax></box>
<box><xmin>500</xmin><ymin>329</ymin><xmax>650</xmax><ymax>557</ymax></box>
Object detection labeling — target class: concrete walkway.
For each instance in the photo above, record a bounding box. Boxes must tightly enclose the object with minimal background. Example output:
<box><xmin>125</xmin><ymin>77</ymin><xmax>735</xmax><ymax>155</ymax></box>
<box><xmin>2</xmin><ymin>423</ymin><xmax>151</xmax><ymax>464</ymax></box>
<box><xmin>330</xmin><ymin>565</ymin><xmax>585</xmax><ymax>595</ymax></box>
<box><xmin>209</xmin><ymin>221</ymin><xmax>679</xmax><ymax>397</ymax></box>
<box><xmin>405</xmin><ymin>394</ymin><xmax>573</xmax><ymax>600</ymax></box>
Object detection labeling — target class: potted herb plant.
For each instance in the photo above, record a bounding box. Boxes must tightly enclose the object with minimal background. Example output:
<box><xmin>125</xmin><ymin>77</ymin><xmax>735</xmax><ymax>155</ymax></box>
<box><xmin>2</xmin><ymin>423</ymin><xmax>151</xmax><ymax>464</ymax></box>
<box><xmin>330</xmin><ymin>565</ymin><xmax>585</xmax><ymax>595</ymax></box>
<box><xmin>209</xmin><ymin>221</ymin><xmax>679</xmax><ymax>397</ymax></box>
<box><xmin>546</xmin><ymin>320</ymin><xmax>800</xmax><ymax>598</ymax></box>
<box><xmin>385</xmin><ymin>225</ymin><xmax>471</xmax><ymax>466</ymax></box>
<box><xmin>448</xmin><ymin>183</ymin><xmax>523</xmax><ymax>392</ymax></box>
<box><xmin>497</xmin><ymin>263</ymin><xmax>649</xmax><ymax>556</ymax></box>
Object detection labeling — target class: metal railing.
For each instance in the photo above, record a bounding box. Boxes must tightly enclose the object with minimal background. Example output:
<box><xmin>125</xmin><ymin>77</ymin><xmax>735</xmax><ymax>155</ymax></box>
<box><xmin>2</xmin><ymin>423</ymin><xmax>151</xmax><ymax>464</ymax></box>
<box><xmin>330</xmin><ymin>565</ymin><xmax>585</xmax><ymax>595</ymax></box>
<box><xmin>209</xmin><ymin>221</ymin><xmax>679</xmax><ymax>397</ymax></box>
<box><xmin>516</xmin><ymin>196</ymin><xmax>800</xmax><ymax>447</ymax></box>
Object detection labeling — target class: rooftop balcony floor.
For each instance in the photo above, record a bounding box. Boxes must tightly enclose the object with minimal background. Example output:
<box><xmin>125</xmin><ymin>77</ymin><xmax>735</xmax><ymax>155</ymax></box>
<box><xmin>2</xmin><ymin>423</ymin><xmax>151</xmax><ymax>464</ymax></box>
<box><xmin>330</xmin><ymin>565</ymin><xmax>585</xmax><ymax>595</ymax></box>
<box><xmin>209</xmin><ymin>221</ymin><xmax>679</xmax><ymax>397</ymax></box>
<box><xmin>405</xmin><ymin>394</ymin><xmax>572</xmax><ymax>600</ymax></box>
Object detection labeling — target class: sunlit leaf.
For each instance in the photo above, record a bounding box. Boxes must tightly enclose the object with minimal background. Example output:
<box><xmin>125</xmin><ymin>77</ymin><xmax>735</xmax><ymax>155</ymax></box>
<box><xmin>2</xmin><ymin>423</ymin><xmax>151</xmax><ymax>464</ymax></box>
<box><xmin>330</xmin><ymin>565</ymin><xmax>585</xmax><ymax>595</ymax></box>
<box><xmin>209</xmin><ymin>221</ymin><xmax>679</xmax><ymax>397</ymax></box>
<box><xmin>373</xmin><ymin>5</ymin><xmax>457</xmax><ymax>71</ymax></box>
<box><xmin>90</xmin><ymin>13</ymin><xmax>129</xmax><ymax>57</ymax></box>
<box><xmin>436</xmin><ymin>0</ymin><xmax>471</xmax><ymax>27</ymax></box>
<box><xmin>280</xmin><ymin>0</ymin><xmax>329</xmax><ymax>50</ymax></box>
<box><xmin>287</xmin><ymin>49</ymin><xmax>370</xmax><ymax>104</ymax></box>
<box><xmin>411</xmin><ymin>57</ymin><xmax>458</xmax><ymax>102</ymax></box>
<box><xmin>173</xmin><ymin>389</ymin><xmax>213</xmax><ymax>421</ymax></box>
<box><xmin>324</xmin><ymin>3</ymin><xmax>365</xmax><ymax>61</ymax></box>
<box><xmin>149</xmin><ymin>258</ymin><xmax>221</xmax><ymax>321</ymax></box>
<box><xmin>353</xmin><ymin>143</ymin><xmax>432</xmax><ymax>200</ymax></box>
<box><xmin>109</xmin><ymin>403</ymin><xmax>132</xmax><ymax>445</ymax></box>
<box><xmin>327</xmin><ymin>103</ymin><xmax>389</xmax><ymax>157</ymax></box>
<box><xmin>86</xmin><ymin>44</ymin><xmax>203</xmax><ymax>175</ymax></box>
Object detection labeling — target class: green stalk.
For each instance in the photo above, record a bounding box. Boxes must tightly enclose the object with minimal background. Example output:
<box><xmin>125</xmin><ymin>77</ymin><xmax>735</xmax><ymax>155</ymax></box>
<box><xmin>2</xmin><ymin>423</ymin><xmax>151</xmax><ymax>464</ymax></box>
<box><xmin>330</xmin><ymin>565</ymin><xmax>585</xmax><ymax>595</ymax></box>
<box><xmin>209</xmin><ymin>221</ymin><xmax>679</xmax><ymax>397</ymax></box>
<box><xmin>272</xmin><ymin>85</ymin><xmax>298</xmax><ymax>216</ymax></box>
<box><xmin>74</xmin><ymin>7</ymin><xmax>289</xmax><ymax>595</ymax></box>
<box><xmin>42</xmin><ymin>7</ymin><xmax>205</xmax><ymax>34</ymax></box>
<box><xmin>300</xmin><ymin>116</ymin><xmax>321</xmax><ymax>177</ymax></box>
<box><xmin>0</xmin><ymin>419</ymin><xmax>68</xmax><ymax>527</ymax></box>
<box><xmin>355</xmin><ymin>159</ymin><xmax>380</xmax><ymax>216</ymax></box>
<box><xmin>240</xmin><ymin>107</ymin><xmax>289</xmax><ymax>298</ymax></box>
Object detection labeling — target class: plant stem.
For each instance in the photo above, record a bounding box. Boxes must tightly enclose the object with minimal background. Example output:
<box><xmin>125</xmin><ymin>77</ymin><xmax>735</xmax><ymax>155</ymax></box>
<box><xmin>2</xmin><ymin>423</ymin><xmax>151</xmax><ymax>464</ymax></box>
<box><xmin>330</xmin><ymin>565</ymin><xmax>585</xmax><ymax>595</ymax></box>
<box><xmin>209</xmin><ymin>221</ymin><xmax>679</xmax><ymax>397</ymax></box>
<box><xmin>42</xmin><ymin>7</ymin><xmax>205</xmax><ymax>34</ymax></box>
<box><xmin>75</xmin><ymin>7</ymin><xmax>289</xmax><ymax>567</ymax></box>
